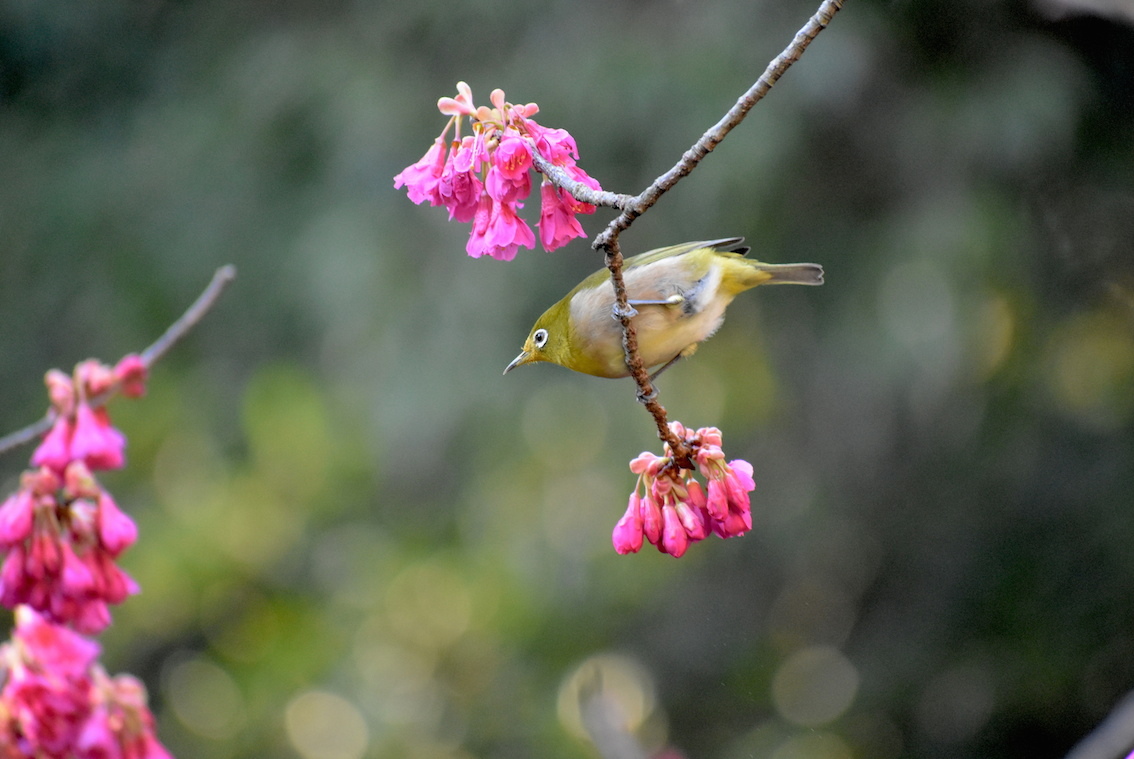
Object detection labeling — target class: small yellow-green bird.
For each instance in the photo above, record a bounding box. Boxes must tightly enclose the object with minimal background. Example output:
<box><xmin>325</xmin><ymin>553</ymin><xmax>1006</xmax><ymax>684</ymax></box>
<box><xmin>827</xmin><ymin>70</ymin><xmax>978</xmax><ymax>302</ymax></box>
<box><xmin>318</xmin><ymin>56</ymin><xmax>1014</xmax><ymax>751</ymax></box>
<box><xmin>504</xmin><ymin>237</ymin><xmax>824</xmax><ymax>379</ymax></box>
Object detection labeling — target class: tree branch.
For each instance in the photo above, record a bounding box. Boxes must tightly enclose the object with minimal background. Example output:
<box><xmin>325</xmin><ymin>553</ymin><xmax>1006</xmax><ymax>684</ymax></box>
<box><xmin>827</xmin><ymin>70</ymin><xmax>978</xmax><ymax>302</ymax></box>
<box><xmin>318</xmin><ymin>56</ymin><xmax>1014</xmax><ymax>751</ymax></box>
<box><xmin>530</xmin><ymin>153</ymin><xmax>637</xmax><ymax>210</ymax></box>
<box><xmin>595</xmin><ymin>0</ymin><xmax>845</xmax><ymax>246</ymax></box>
<box><xmin>580</xmin><ymin>0</ymin><xmax>844</xmax><ymax>456</ymax></box>
<box><xmin>0</xmin><ymin>265</ymin><xmax>237</xmax><ymax>459</ymax></box>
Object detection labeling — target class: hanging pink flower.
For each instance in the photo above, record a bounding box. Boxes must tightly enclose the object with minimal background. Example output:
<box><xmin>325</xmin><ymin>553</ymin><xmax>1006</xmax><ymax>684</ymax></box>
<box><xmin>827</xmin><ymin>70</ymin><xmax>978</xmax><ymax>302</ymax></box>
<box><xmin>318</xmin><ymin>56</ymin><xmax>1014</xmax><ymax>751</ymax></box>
<box><xmin>0</xmin><ymin>462</ymin><xmax>138</xmax><ymax>633</ymax></box>
<box><xmin>395</xmin><ymin>82</ymin><xmax>600</xmax><ymax>257</ymax></box>
<box><xmin>537</xmin><ymin>183</ymin><xmax>587</xmax><ymax>252</ymax></box>
<box><xmin>393</xmin><ymin>137</ymin><xmax>447</xmax><ymax>207</ymax></box>
<box><xmin>613</xmin><ymin>423</ymin><xmax>756</xmax><ymax>557</ymax></box>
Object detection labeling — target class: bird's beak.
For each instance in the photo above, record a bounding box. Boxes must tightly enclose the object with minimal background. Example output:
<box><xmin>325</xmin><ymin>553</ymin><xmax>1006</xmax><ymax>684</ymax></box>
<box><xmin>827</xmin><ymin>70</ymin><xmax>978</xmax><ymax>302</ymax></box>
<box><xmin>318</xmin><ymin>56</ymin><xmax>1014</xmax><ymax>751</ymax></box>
<box><xmin>503</xmin><ymin>350</ymin><xmax>530</xmax><ymax>375</ymax></box>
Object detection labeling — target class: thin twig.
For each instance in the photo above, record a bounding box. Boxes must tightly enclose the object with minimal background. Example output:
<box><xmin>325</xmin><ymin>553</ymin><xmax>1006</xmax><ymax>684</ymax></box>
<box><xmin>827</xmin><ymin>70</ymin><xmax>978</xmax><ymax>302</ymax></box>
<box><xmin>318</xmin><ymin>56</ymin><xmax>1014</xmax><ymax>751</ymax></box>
<box><xmin>595</xmin><ymin>0</ymin><xmax>846</xmax><ymax>248</ymax></box>
<box><xmin>0</xmin><ymin>265</ymin><xmax>237</xmax><ymax>459</ymax></box>
<box><xmin>543</xmin><ymin>0</ymin><xmax>844</xmax><ymax>457</ymax></box>
<box><xmin>141</xmin><ymin>265</ymin><xmax>236</xmax><ymax>367</ymax></box>
<box><xmin>530</xmin><ymin>153</ymin><xmax>636</xmax><ymax>210</ymax></box>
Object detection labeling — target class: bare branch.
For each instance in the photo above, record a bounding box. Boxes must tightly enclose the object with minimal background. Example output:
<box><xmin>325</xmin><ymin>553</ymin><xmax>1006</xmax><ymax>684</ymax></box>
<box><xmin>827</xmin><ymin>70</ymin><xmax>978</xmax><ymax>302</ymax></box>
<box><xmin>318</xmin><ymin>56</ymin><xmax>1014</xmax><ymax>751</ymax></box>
<box><xmin>530</xmin><ymin>153</ymin><xmax>637</xmax><ymax>210</ymax></box>
<box><xmin>140</xmin><ymin>265</ymin><xmax>236</xmax><ymax>367</ymax></box>
<box><xmin>0</xmin><ymin>413</ymin><xmax>53</xmax><ymax>458</ymax></box>
<box><xmin>596</xmin><ymin>0</ymin><xmax>845</xmax><ymax>248</ymax></box>
<box><xmin>0</xmin><ymin>265</ymin><xmax>237</xmax><ymax>460</ymax></box>
<box><xmin>579</xmin><ymin>0</ymin><xmax>845</xmax><ymax>452</ymax></box>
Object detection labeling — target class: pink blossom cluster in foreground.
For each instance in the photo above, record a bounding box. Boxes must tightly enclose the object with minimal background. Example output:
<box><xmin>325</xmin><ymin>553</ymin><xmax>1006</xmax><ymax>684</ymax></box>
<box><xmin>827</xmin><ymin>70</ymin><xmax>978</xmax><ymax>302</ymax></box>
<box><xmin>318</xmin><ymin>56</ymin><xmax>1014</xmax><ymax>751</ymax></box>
<box><xmin>613</xmin><ymin>423</ymin><xmax>756</xmax><ymax>558</ymax></box>
<box><xmin>394</xmin><ymin>82</ymin><xmax>602</xmax><ymax>260</ymax></box>
<box><xmin>0</xmin><ymin>355</ymin><xmax>170</xmax><ymax>757</ymax></box>
<box><xmin>0</xmin><ymin>357</ymin><xmax>147</xmax><ymax>634</ymax></box>
<box><xmin>0</xmin><ymin>607</ymin><xmax>169</xmax><ymax>759</ymax></box>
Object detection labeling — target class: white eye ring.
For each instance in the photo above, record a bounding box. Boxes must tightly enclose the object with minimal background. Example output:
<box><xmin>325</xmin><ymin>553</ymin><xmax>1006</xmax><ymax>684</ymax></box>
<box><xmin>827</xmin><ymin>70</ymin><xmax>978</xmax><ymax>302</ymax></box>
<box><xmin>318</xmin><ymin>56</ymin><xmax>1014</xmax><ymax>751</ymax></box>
<box><xmin>533</xmin><ymin>328</ymin><xmax>549</xmax><ymax>348</ymax></box>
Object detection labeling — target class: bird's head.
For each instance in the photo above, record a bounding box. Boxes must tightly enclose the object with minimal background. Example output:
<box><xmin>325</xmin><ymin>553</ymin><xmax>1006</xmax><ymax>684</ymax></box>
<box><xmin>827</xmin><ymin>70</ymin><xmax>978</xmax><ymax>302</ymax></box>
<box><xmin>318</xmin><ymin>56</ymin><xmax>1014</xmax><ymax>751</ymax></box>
<box><xmin>503</xmin><ymin>300</ymin><xmax>574</xmax><ymax>374</ymax></box>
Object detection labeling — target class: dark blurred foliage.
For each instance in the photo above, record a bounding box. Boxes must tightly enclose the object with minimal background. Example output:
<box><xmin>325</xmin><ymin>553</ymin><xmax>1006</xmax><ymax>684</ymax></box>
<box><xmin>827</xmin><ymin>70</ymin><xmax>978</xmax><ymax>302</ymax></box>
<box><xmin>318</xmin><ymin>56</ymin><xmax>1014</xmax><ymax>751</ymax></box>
<box><xmin>1</xmin><ymin>0</ymin><xmax>1133</xmax><ymax>758</ymax></box>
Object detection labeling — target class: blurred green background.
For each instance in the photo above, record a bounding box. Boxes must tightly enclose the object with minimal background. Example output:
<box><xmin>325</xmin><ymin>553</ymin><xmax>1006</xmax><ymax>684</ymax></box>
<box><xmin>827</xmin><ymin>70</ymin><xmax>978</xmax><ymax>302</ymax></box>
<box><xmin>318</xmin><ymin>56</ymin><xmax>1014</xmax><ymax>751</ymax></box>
<box><xmin>2</xmin><ymin>0</ymin><xmax>1133</xmax><ymax>758</ymax></box>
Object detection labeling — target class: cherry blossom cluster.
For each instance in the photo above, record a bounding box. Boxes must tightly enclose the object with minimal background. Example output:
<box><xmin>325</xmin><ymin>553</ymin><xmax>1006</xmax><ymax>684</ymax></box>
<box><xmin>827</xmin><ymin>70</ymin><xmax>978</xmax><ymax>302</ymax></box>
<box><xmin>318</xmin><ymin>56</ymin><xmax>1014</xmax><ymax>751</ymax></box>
<box><xmin>0</xmin><ymin>354</ymin><xmax>170</xmax><ymax>756</ymax></box>
<box><xmin>0</xmin><ymin>607</ymin><xmax>169</xmax><ymax>759</ymax></box>
<box><xmin>0</xmin><ymin>357</ymin><xmax>147</xmax><ymax>634</ymax></box>
<box><xmin>613</xmin><ymin>423</ymin><xmax>756</xmax><ymax>558</ymax></box>
<box><xmin>394</xmin><ymin>82</ymin><xmax>602</xmax><ymax>260</ymax></box>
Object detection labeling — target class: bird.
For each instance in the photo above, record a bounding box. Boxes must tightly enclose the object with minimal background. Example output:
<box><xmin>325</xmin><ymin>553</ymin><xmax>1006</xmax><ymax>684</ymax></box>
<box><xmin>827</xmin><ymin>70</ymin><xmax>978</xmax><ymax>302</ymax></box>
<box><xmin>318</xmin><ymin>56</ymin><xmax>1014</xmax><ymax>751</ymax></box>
<box><xmin>504</xmin><ymin>237</ymin><xmax>823</xmax><ymax>379</ymax></box>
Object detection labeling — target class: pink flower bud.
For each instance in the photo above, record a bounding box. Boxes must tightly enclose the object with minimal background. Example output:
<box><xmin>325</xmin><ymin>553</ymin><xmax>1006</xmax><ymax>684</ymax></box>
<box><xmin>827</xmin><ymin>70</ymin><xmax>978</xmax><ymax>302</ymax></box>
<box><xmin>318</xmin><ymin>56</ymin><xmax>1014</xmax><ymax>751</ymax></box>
<box><xmin>0</xmin><ymin>491</ymin><xmax>35</xmax><ymax>546</ymax></box>
<box><xmin>660</xmin><ymin>505</ymin><xmax>689</xmax><ymax>558</ymax></box>
<box><xmin>113</xmin><ymin>354</ymin><xmax>148</xmax><ymax>398</ymax></box>
<box><xmin>705</xmin><ymin>479</ymin><xmax>729</xmax><ymax>521</ymax></box>
<box><xmin>640</xmin><ymin>492</ymin><xmax>663</xmax><ymax>545</ymax></box>
<box><xmin>60</xmin><ymin>543</ymin><xmax>95</xmax><ymax>595</ymax></box>
<box><xmin>63</xmin><ymin>461</ymin><xmax>100</xmax><ymax>500</ymax></box>
<box><xmin>76</xmin><ymin>360</ymin><xmax>115</xmax><ymax>398</ymax></box>
<box><xmin>45</xmin><ymin>369</ymin><xmax>75</xmax><ymax>415</ymax></box>
<box><xmin>96</xmin><ymin>493</ymin><xmax>137</xmax><ymax>557</ymax></box>
<box><xmin>69</xmin><ymin>404</ymin><xmax>126</xmax><ymax>471</ymax></box>
<box><xmin>675</xmin><ymin>501</ymin><xmax>708</xmax><ymax>542</ymax></box>
<box><xmin>29</xmin><ymin>532</ymin><xmax>62</xmax><ymax>578</ymax></box>
<box><xmin>712</xmin><ymin>507</ymin><xmax>751</xmax><ymax>539</ymax></box>
<box><xmin>32</xmin><ymin>417</ymin><xmax>74</xmax><ymax>472</ymax></box>
<box><xmin>612</xmin><ymin>493</ymin><xmax>645</xmax><ymax>555</ymax></box>
<box><xmin>629</xmin><ymin>452</ymin><xmax>661</xmax><ymax>475</ymax></box>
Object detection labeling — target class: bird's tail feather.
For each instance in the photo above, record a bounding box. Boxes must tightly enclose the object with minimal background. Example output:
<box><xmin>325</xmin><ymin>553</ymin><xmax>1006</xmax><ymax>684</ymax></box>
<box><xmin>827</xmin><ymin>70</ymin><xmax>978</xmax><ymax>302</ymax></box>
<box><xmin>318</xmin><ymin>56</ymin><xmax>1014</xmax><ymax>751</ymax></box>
<box><xmin>749</xmin><ymin>262</ymin><xmax>825</xmax><ymax>286</ymax></box>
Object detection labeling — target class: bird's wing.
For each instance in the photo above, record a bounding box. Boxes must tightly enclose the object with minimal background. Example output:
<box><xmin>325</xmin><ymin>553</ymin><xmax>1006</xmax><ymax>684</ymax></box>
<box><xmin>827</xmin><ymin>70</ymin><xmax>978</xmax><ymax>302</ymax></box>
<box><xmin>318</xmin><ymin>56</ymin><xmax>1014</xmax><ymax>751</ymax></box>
<box><xmin>623</xmin><ymin>237</ymin><xmax>747</xmax><ymax>271</ymax></box>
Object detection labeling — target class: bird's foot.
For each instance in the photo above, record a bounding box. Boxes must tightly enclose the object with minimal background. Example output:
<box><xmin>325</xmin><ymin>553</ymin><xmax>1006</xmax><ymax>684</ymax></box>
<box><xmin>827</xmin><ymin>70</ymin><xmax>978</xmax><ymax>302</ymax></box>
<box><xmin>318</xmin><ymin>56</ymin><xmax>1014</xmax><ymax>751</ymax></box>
<box><xmin>636</xmin><ymin>386</ymin><xmax>658</xmax><ymax>404</ymax></box>
<box><xmin>611</xmin><ymin>302</ymin><xmax>638</xmax><ymax>320</ymax></box>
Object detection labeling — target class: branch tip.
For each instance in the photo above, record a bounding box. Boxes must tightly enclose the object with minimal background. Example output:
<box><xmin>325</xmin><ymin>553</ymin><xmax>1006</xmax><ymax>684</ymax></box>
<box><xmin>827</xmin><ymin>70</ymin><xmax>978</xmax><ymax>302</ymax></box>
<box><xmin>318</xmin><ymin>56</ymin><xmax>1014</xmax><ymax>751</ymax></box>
<box><xmin>0</xmin><ymin>265</ymin><xmax>238</xmax><ymax>459</ymax></box>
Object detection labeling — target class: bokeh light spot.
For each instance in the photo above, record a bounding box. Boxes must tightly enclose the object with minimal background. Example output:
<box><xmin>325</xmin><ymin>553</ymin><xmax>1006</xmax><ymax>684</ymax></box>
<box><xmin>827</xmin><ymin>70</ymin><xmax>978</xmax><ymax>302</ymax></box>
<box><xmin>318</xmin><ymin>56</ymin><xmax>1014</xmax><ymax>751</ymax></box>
<box><xmin>1045</xmin><ymin>310</ymin><xmax>1134</xmax><ymax>429</ymax></box>
<box><xmin>557</xmin><ymin>653</ymin><xmax>657</xmax><ymax>742</ymax></box>
<box><xmin>772</xmin><ymin>646</ymin><xmax>859</xmax><ymax>727</ymax></box>
<box><xmin>385</xmin><ymin>560</ymin><xmax>473</xmax><ymax>651</ymax></box>
<box><xmin>285</xmin><ymin>690</ymin><xmax>370</xmax><ymax>759</ymax></box>
<box><xmin>162</xmin><ymin>655</ymin><xmax>246</xmax><ymax>740</ymax></box>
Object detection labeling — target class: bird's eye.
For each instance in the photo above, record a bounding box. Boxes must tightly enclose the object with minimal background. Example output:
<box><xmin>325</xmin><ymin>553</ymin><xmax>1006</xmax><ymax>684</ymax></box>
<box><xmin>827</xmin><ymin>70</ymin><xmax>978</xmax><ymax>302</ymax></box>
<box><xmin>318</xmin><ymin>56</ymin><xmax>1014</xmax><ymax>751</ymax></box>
<box><xmin>533</xmin><ymin>328</ymin><xmax>549</xmax><ymax>348</ymax></box>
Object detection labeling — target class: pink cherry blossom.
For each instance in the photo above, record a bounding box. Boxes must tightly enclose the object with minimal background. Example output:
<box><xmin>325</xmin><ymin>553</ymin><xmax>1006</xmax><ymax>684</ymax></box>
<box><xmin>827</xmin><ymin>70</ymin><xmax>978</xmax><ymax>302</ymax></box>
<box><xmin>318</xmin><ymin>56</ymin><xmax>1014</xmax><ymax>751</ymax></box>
<box><xmin>0</xmin><ymin>608</ymin><xmax>171</xmax><ymax>759</ymax></box>
<box><xmin>0</xmin><ymin>608</ymin><xmax>99</xmax><ymax>755</ymax></box>
<box><xmin>466</xmin><ymin>195</ymin><xmax>535</xmax><ymax>261</ymax></box>
<box><xmin>438</xmin><ymin>137</ymin><xmax>484</xmax><ymax>223</ymax></box>
<box><xmin>395</xmin><ymin>82</ymin><xmax>601</xmax><ymax>258</ymax></box>
<box><xmin>537</xmin><ymin>183</ymin><xmax>586</xmax><ymax>252</ymax></box>
<box><xmin>393</xmin><ymin>137</ymin><xmax>447</xmax><ymax>206</ymax></box>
